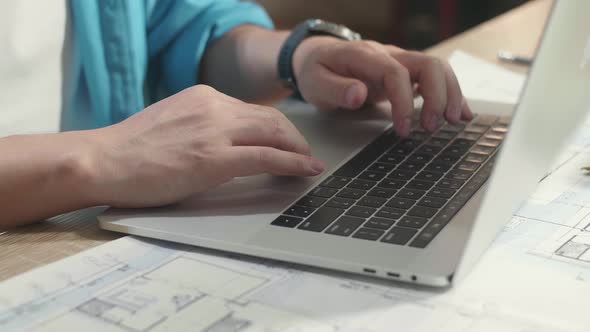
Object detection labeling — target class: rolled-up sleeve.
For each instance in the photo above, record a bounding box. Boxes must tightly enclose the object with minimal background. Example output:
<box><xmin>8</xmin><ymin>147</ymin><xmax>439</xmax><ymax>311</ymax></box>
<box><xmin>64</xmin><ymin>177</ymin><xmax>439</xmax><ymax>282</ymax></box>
<box><xmin>146</xmin><ymin>0</ymin><xmax>273</xmax><ymax>96</ymax></box>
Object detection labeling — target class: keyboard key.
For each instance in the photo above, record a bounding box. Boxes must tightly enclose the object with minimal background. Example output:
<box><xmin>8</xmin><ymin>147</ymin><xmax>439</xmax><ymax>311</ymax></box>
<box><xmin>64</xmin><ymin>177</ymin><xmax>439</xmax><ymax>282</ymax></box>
<box><xmin>378</xmin><ymin>178</ymin><xmax>406</xmax><ymax>189</ymax></box>
<box><xmin>309</xmin><ymin>187</ymin><xmax>338</xmax><ymax>198</ymax></box>
<box><xmin>455</xmin><ymin>161</ymin><xmax>480</xmax><ymax>172</ymax></box>
<box><xmin>386</xmin><ymin>197</ymin><xmax>415</xmax><ymax>210</ymax></box>
<box><xmin>491</xmin><ymin>125</ymin><xmax>508</xmax><ymax>133</ymax></box>
<box><xmin>408</xmin><ymin>153</ymin><xmax>433</xmax><ymax>164</ymax></box>
<box><xmin>426</xmin><ymin>137</ymin><xmax>450</xmax><ymax>148</ymax></box>
<box><xmin>353</xmin><ymin>228</ymin><xmax>385</xmax><ymax>241</ymax></box>
<box><xmin>425</xmin><ymin>162</ymin><xmax>452</xmax><ymax>173</ymax></box>
<box><xmin>271</xmin><ymin>215</ymin><xmax>303</xmax><ymax>228</ymax></box>
<box><xmin>381</xmin><ymin>227</ymin><xmax>418</xmax><ymax>245</ymax></box>
<box><xmin>348</xmin><ymin>179</ymin><xmax>376</xmax><ymax>190</ymax></box>
<box><xmin>367</xmin><ymin>188</ymin><xmax>397</xmax><ymax>199</ymax></box>
<box><xmin>446</xmin><ymin>169</ymin><xmax>473</xmax><ymax>180</ymax></box>
<box><xmin>358</xmin><ymin>171</ymin><xmax>387</xmax><ymax>182</ymax></box>
<box><xmin>418</xmin><ymin>196</ymin><xmax>447</xmax><ymax>208</ymax></box>
<box><xmin>442</xmin><ymin>122</ymin><xmax>466</xmax><ymax>132</ymax></box>
<box><xmin>375</xmin><ymin>207</ymin><xmax>405</xmax><ymax>220</ymax></box>
<box><xmin>415</xmin><ymin>171</ymin><xmax>443</xmax><ymax>182</ymax></box>
<box><xmin>451</xmin><ymin>139</ymin><xmax>476</xmax><ymax>149</ymax></box>
<box><xmin>285</xmin><ymin>205</ymin><xmax>316</xmax><ymax>218</ymax></box>
<box><xmin>456</xmin><ymin>132</ymin><xmax>482</xmax><ymax>141</ymax></box>
<box><xmin>399</xmin><ymin>138</ymin><xmax>422</xmax><ymax>148</ymax></box>
<box><xmin>442</xmin><ymin>145</ymin><xmax>468</xmax><ymax>157</ymax></box>
<box><xmin>337</xmin><ymin>188</ymin><xmax>365</xmax><ymax>200</ymax></box>
<box><xmin>368</xmin><ymin>163</ymin><xmax>395</xmax><ymax>173</ymax></box>
<box><xmin>406</xmin><ymin>180</ymin><xmax>434</xmax><ymax>191</ymax></box>
<box><xmin>433</xmin><ymin>130</ymin><xmax>456</xmax><ymax>140</ymax></box>
<box><xmin>407</xmin><ymin>206</ymin><xmax>437</xmax><ymax>218</ymax></box>
<box><xmin>297</xmin><ymin>196</ymin><xmax>327</xmax><ymax>208</ymax></box>
<box><xmin>389</xmin><ymin>145</ymin><xmax>414</xmax><ymax>155</ymax></box>
<box><xmin>478</xmin><ymin>138</ymin><xmax>501</xmax><ymax>148</ymax></box>
<box><xmin>398</xmin><ymin>160</ymin><xmax>426</xmax><ymax>172</ymax></box>
<box><xmin>365</xmin><ymin>217</ymin><xmax>396</xmax><ymax>230</ymax></box>
<box><xmin>409</xmin><ymin>130</ymin><xmax>429</xmax><ymax>141</ymax></box>
<box><xmin>396</xmin><ymin>188</ymin><xmax>426</xmax><ymax>200</ymax></box>
<box><xmin>325</xmin><ymin>197</ymin><xmax>355</xmax><ymax>209</ymax></box>
<box><xmin>485</xmin><ymin>132</ymin><xmax>505</xmax><ymax>140</ymax></box>
<box><xmin>398</xmin><ymin>216</ymin><xmax>429</xmax><ymax>228</ymax></box>
<box><xmin>471</xmin><ymin>145</ymin><xmax>495</xmax><ymax>155</ymax></box>
<box><xmin>434</xmin><ymin>154</ymin><xmax>460</xmax><ymax>164</ymax></box>
<box><xmin>389</xmin><ymin>169</ymin><xmax>415</xmax><ymax>180</ymax></box>
<box><xmin>428</xmin><ymin>187</ymin><xmax>456</xmax><ymax>199</ymax></box>
<box><xmin>297</xmin><ymin>207</ymin><xmax>344</xmax><ymax>232</ymax></box>
<box><xmin>464</xmin><ymin>124</ymin><xmax>488</xmax><ymax>134</ymax></box>
<box><xmin>379</xmin><ymin>153</ymin><xmax>405</xmax><ymax>164</ymax></box>
<box><xmin>358</xmin><ymin>196</ymin><xmax>387</xmax><ymax>208</ymax></box>
<box><xmin>321</xmin><ymin>176</ymin><xmax>352</xmax><ymax>189</ymax></box>
<box><xmin>437</xmin><ymin>178</ymin><xmax>465</xmax><ymax>189</ymax></box>
<box><xmin>464</xmin><ymin>153</ymin><xmax>487</xmax><ymax>164</ymax></box>
<box><xmin>325</xmin><ymin>216</ymin><xmax>365</xmax><ymax>237</ymax></box>
<box><xmin>347</xmin><ymin>206</ymin><xmax>376</xmax><ymax>218</ymax></box>
<box><xmin>409</xmin><ymin>230</ymin><xmax>437</xmax><ymax>248</ymax></box>
<box><xmin>418</xmin><ymin>145</ymin><xmax>442</xmax><ymax>155</ymax></box>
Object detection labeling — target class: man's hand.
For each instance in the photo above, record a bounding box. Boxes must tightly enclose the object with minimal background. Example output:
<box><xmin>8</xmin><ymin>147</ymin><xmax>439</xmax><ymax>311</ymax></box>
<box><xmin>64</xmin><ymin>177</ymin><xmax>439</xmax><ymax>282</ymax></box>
<box><xmin>85</xmin><ymin>85</ymin><xmax>324</xmax><ymax>208</ymax></box>
<box><xmin>292</xmin><ymin>37</ymin><xmax>473</xmax><ymax>137</ymax></box>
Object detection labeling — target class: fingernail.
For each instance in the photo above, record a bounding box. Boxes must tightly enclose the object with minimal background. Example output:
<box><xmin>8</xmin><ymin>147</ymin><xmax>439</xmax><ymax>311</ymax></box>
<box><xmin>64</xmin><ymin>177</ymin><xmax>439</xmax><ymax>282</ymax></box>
<box><xmin>345</xmin><ymin>83</ymin><xmax>363</xmax><ymax>109</ymax></box>
<box><xmin>429</xmin><ymin>114</ymin><xmax>439</xmax><ymax>131</ymax></box>
<box><xmin>310</xmin><ymin>158</ymin><xmax>325</xmax><ymax>174</ymax></box>
<box><xmin>397</xmin><ymin>118</ymin><xmax>411</xmax><ymax>137</ymax></box>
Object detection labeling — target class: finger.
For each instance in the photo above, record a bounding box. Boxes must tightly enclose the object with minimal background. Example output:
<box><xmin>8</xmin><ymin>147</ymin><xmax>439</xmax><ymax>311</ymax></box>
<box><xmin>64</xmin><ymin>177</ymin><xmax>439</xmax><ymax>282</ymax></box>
<box><xmin>222</xmin><ymin>146</ymin><xmax>325</xmax><ymax>177</ymax></box>
<box><xmin>441</xmin><ymin>61</ymin><xmax>465</xmax><ymax>123</ymax></box>
<box><xmin>302</xmin><ymin>65</ymin><xmax>368</xmax><ymax>110</ymax></box>
<box><xmin>228</xmin><ymin>112</ymin><xmax>311</xmax><ymax>156</ymax></box>
<box><xmin>392</xmin><ymin>52</ymin><xmax>448</xmax><ymax>132</ymax></box>
<box><xmin>327</xmin><ymin>44</ymin><xmax>414</xmax><ymax>136</ymax></box>
<box><xmin>460</xmin><ymin>98</ymin><xmax>474</xmax><ymax>120</ymax></box>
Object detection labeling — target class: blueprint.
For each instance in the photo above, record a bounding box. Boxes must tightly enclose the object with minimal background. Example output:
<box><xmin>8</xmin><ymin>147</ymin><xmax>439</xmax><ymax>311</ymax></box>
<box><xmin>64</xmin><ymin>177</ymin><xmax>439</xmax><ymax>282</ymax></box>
<box><xmin>1</xmin><ymin>53</ymin><xmax>590</xmax><ymax>332</ymax></box>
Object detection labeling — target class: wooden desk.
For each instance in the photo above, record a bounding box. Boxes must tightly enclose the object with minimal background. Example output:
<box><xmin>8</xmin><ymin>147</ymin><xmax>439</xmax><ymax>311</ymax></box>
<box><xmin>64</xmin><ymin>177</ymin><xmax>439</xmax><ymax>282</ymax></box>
<box><xmin>0</xmin><ymin>0</ymin><xmax>552</xmax><ymax>282</ymax></box>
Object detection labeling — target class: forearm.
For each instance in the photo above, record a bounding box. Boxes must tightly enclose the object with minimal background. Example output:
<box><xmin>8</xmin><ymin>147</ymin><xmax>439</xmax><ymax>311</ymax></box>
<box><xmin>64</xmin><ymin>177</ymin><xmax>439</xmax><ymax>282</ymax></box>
<box><xmin>200</xmin><ymin>25</ymin><xmax>291</xmax><ymax>104</ymax></box>
<box><xmin>0</xmin><ymin>132</ymin><xmax>98</xmax><ymax>229</ymax></box>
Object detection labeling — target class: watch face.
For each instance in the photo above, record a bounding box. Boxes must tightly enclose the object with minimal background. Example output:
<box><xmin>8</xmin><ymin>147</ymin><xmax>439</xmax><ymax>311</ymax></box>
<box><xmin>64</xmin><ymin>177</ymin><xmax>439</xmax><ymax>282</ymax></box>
<box><xmin>309</xmin><ymin>20</ymin><xmax>361</xmax><ymax>41</ymax></box>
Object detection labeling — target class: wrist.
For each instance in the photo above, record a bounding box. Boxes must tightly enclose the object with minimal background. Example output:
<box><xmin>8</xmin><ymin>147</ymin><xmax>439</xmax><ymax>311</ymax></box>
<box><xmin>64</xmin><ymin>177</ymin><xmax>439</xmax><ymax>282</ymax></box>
<box><xmin>57</xmin><ymin>129</ymin><xmax>112</xmax><ymax>207</ymax></box>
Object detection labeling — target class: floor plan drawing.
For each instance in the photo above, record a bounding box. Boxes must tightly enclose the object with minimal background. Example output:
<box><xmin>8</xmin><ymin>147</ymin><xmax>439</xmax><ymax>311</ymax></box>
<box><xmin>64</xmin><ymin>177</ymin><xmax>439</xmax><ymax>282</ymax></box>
<box><xmin>3</xmin><ymin>107</ymin><xmax>590</xmax><ymax>332</ymax></box>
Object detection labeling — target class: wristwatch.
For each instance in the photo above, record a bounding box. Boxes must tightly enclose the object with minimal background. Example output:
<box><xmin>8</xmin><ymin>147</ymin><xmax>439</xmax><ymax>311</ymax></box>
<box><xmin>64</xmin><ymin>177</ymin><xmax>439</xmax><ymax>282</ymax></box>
<box><xmin>278</xmin><ymin>19</ymin><xmax>361</xmax><ymax>97</ymax></box>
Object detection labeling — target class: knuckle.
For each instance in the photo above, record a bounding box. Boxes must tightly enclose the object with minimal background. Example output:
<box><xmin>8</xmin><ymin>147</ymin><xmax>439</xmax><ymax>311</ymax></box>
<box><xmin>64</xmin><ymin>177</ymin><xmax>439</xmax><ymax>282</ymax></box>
<box><xmin>186</xmin><ymin>84</ymin><xmax>217</xmax><ymax>98</ymax></box>
<box><xmin>425</xmin><ymin>56</ymin><xmax>444</xmax><ymax>69</ymax></box>
<box><xmin>389</xmin><ymin>62</ymin><xmax>410</xmax><ymax>80</ymax></box>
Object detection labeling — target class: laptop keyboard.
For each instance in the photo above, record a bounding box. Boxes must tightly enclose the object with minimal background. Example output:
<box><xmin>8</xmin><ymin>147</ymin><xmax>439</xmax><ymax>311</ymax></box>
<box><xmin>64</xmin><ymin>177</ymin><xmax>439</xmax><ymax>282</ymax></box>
<box><xmin>271</xmin><ymin>114</ymin><xmax>508</xmax><ymax>248</ymax></box>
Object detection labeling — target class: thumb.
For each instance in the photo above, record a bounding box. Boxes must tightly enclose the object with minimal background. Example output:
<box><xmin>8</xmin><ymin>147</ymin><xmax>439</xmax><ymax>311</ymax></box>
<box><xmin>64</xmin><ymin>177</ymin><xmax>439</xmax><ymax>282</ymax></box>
<box><xmin>302</xmin><ymin>65</ymin><xmax>368</xmax><ymax>110</ymax></box>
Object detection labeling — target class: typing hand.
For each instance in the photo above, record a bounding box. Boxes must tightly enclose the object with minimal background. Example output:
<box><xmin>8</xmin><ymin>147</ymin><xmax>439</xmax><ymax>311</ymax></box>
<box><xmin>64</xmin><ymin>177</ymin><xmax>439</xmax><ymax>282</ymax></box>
<box><xmin>84</xmin><ymin>85</ymin><xmax>324</xmax><ymax>208</ymax></box>
<box><xmin>292</xmin><ymin>37</ymin><xmax>473</xmax><ymax>136</ymax></box>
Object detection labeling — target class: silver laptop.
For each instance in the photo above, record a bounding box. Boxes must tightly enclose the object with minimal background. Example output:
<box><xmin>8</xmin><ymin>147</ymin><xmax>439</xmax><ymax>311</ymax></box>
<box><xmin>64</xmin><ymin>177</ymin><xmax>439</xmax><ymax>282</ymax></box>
<box><xmin>99</xmin><ymin>1</ymin><xmax>590</xmax><ymax>287</ymax></box>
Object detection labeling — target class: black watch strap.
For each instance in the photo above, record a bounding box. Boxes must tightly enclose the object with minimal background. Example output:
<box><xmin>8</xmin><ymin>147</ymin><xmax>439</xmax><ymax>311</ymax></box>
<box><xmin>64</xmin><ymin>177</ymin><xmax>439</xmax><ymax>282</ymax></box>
<box><xmin>277</xmin><ymin>19</ymin><xmax>361</xmax><ymax>98</ymax></box>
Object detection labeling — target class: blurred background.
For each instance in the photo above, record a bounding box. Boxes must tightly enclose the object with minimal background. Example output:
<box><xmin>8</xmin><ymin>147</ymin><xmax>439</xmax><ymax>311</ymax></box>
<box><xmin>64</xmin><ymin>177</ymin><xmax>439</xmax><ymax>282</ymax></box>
<box><xmin>257</xmin><ymin>0</ymin><xmax>529</xmax><ymax>49</ymax></box>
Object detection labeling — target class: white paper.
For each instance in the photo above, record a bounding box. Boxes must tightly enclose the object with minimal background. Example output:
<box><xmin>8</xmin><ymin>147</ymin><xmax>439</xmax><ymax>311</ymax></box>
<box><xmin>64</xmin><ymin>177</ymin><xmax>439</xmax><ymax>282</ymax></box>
<box><xmin>449</xmin><ymin>50</ymin><xmax>526</xmax><ymax>105</ymax></box>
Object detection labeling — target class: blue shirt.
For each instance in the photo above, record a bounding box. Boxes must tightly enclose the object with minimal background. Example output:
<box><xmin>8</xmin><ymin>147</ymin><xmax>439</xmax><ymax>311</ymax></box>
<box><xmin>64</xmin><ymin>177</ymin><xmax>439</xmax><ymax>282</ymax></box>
<box><xmin>69</xmin><ymin>0</ymin><xmax>273</xmax><ymax>128</ymax></box>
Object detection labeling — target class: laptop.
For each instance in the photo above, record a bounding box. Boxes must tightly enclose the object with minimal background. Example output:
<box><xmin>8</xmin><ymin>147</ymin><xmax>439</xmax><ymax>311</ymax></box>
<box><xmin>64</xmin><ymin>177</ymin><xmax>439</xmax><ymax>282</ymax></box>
<box><xmin>99</xmin><ymin>1</ymin><xmax>590</xmax><ymax>287</ymax></box>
